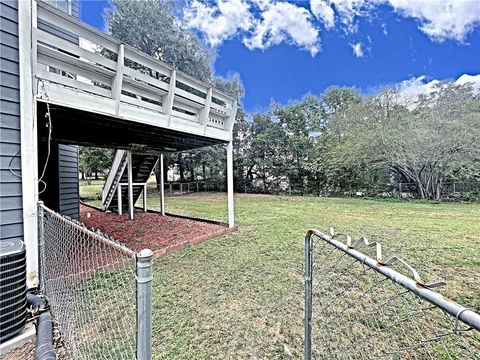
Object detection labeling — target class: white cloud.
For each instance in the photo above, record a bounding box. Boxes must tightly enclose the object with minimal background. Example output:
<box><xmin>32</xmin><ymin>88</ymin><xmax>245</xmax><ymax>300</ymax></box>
<box><xmin>183</xmin><ymin>0</ymin><xmax>480</xmax><ymax>55</ymax></box>
<box><xmin>351</xmin><ymin>42</ymin><xmax>364</xmax><ymax>57</ymax></box>
<box><xmin>183</xmin><ymin>0</ymin><xmax>253</xmax><ymax>47</ymax></box>
<box><xmin>397</xmin><ymin>74</ymin><xmax>480</xmax><ymax>104</ymax></box>
<box><xmin>322</xmin><ymin>0</ymin><xmax>480</xmax><ymax>41</ymax></box>
<box><xmin>310</xmin><ymin>0</ymin><xmax>335</xmax><ymax>28</ymax></box>
<box><xmin>184</xmin><ymin>0</ymin><xmax>320</xmax><ymax>56</ymax></box>
<box><xmin>387</xmin><ymin>0</ymin><xmax>480</xmax><ymax>42</ymax></box>
<box><xmin>397</xmin><ymin>75</ymin><xmax>439</xmax><ymax>102</ymax></box>
<box><xmin>244</xmin><ymin>2</ymin><xmax>320</xmax><ymax>56</ymax></box>
<box><xmin>330</xmin><ymin>0</ymin><xmax>369</xmax><ymax>31</ymax></box>
<box><xmin>456</xmin><ymin>74</ymin><xmax>480</xmax><ymax>90</ymax></box>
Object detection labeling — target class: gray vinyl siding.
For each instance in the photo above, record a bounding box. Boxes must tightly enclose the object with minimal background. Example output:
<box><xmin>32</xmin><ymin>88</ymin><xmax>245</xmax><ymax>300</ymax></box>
<box><xmin>58</xmin><ymin>145</ymin><xmax>79</xmax><ymax>219</ymax></box>
<box><xmin>37</xmin><ymin>1</ymin><xmax>80</xmax><ymax>51</ymax></box>
<box><xmin>71</xmin><ymin>0</ymin><xmax>79</xmax><ymax>18</ymax></box>
<box><xmin>0</xmin><ymin>0</ymin><xmax>23</xmax><ymax>241</ymax></box>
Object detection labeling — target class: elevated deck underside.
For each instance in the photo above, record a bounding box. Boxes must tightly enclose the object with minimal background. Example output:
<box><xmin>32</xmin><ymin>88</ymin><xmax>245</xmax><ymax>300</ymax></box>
<box><xmin>37</xmin><ymin>102</ymin><xmax>225</xmax><ymax>152</ymax></box>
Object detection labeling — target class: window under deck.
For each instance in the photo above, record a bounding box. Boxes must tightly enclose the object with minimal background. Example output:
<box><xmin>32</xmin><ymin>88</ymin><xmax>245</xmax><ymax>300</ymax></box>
<box><xmin>34</xmin><ymin>2</ymin><xmax>237</xmax><ymax>145</ymax></box>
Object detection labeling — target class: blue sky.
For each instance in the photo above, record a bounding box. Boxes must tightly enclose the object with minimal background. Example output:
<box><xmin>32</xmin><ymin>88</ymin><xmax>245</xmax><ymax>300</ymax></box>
<box><xmin>80</xmin><ymin>0</ymin><xmax>480</xmax><ymax>113</ymax></box>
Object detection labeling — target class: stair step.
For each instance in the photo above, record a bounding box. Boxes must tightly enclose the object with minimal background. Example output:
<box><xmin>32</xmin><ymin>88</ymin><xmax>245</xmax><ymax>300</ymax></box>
<box><xmin>103</xmin><ymin>154</ymin><xmax>158</xmax><ymax>211</ymax></box>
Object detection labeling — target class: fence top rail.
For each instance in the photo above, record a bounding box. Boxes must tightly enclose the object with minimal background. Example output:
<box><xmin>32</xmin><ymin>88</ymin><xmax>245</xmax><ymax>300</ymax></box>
<box><xmin>39</xmin><ymin>202</ymin><xmax>135</xmax><ymax>257</ymax></box>
<box><xmin>305</xmin><ymin>228</ymin><xmax>480</xmax><ymax>331</ymax></box>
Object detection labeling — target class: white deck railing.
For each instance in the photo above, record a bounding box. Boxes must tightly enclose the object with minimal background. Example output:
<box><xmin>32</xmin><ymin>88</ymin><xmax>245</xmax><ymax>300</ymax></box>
<box><xmin>34</xmin><ymin>2</ymin><xmax>236</xmax><ymax>141</ymax></box>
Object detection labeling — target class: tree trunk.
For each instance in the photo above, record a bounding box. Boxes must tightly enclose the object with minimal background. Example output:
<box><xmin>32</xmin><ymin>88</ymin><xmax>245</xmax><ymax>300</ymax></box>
<box><xmin>179</xmin><ymin>157</ymin><xmax>185</xmax><ymax>181</ymax></box>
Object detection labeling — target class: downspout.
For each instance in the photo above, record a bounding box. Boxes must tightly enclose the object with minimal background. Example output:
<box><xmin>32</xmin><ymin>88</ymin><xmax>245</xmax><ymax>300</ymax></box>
<box><xmin>27</xmin><ymin>293</ymin><xmax>56</xmax><ymax>360</ymax></box>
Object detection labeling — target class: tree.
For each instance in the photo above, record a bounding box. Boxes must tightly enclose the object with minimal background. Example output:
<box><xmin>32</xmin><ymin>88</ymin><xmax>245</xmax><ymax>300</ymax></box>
<box><xmin>327</xmin><ymin>83</ymin><xmax>480</xmax><ymax>199</ymax></box>
<box><xmin>107</xmin><ymin>0</ymin><xmax>212</xmax><ymax>81</ymax></box>
<box><xmin>79</xmin><ymin>147</ymin><xmax>114</xmax><ymax>180</ymax></box>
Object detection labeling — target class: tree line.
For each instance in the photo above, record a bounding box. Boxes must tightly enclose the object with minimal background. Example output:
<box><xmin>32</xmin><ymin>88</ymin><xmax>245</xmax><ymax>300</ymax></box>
<box><xmin>158</xmin><ymin>82</ymin><xmax>479</xmax><ymax>200</ymax></box>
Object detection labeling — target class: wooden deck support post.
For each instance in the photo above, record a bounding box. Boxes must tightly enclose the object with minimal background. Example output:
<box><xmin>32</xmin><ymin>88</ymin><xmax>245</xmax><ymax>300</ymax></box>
<box><xmin>117</xmin><ymin>185</ymin><xmax>122</xmax><ymax>215</ymax></box>
<box><xmin>19</xmin><ymin>0</ymin><xmax>39</xmax><ymax>288</ymax></box>
<box><xmin>227</xmin><ymin>140</ymin><xmax>234</xmax><ymax>228</ymax></box>
<box><xmin>160</xmin><ymin>154</ymin><xmax>165</xmax><ymax>216</ymax></box>
<box><xmin>143</xmin><ymin>183</ymin><xmax>147</xmax><ymax>212</ymax></box>
<box><xmin>127</xmin><ymin>151</ymin><xmax>134</xmax><ymax>220</ymax></box>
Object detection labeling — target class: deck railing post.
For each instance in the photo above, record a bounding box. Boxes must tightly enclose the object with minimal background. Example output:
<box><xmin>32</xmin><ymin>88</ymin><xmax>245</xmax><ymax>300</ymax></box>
<box><xmin>201</xmin><ymin>87</ymin><xmax>212</xmax><ymax>133</ymax></box>
<box><xmin>136</xmin><ymin>249</ymin><xmax>153</xmax><ymax>360</ymax></box>
<box><xmin>165</xmin><ymin>69</ymin><xmax>176</xmax><ymax>125</ymax></box>
<box><xmin>112</xmin><ymin>44</ymin><xmax>124</xmax><ymax>114</ymax></box>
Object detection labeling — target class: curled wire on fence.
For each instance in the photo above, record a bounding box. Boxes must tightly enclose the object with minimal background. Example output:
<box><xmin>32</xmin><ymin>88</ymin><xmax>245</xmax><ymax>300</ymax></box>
<box><xmin>328</xmin><ymin>227</ymin><xmax>445</xmax><ymax>288</ymax></box>
<box><xmin>304</xmin><ymin>228</ymin><xmax>480</xmax><ymax>360</ymax></box>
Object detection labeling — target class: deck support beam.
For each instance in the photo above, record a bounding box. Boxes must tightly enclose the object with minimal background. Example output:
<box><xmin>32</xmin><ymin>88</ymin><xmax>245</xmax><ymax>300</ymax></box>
<box><xmin>160</xmin><ymin>154</ymin><xmax>165</xmax><ymax>216</ymax></box>
<box><xmin>127</xmin><ymin>151</ymin><xmax>134</xmax><ymax>220</ymax></box>
<box><xmin>227</xmin><ymin>140</ymin><xmax>234</xmax><ymax>228</ymax></box>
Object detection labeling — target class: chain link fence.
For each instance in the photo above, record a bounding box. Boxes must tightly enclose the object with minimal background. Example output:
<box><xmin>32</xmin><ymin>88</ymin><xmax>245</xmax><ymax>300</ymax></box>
<box><xmin>304</xmin><ymin>228</ymin><xmax>480</xmax><ymax>359</ymax></box>
<box><xmin>38</xmin><ymin>202</ymin><xmax>153</xmax><ymax>359</ymax></box>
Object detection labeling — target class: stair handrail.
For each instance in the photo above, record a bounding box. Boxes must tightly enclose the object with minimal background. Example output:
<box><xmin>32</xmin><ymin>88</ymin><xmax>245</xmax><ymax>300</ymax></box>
<box><xmin>102</xmin><ymin>149</ymin><xmax>127</xmax><ymax>210</ymax></box>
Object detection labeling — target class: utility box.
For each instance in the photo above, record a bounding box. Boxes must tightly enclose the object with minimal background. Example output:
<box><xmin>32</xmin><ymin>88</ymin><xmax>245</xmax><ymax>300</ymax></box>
<box><xmin>0</xmin><ymin>238</ymin><xmax>27</xmax><ymax>342</ymax></box>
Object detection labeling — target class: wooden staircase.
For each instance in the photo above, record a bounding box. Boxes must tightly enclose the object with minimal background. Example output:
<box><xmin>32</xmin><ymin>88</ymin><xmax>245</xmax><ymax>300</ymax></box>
<box><xmin>102</xmin><ymin>150</ymin><xmax>158</xmax><ymax>212</ymax></box>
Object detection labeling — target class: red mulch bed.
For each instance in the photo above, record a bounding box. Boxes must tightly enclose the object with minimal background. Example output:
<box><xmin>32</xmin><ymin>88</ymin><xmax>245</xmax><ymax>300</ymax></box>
<box><xmin>79</xmin><ymin>204</ymin><xmax>232</xmax><ymax>257</ymax></box>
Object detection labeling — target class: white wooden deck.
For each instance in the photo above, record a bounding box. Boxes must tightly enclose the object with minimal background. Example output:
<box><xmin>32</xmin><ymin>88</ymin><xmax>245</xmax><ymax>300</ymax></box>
<box><xmin>34</xmin><ymin>2</ymin><xmax>236</xmax><ymax>142</ymax></box>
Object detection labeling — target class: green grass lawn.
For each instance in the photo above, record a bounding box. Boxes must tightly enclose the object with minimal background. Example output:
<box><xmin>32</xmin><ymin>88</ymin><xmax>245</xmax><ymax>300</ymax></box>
<box><xmin>81</xmin><ymin>189</ymin><xmax>480</xmax><ymax>359</ymax></box>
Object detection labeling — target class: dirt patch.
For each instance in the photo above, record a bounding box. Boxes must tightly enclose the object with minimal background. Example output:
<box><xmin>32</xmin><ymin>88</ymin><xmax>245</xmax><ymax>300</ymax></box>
<box><xmin>1</xmin><ymin>339</ymin><xmax>36</xmax><ymax>360</ymax></box>
<box><xmin>1</xmin><ymin>322</ymin><xmax>70</xmax><ymax>360</ymax></box>
<box><xmin>80</xmin><ymin>204</ymin><xmax>232</xmax><ymax>254</ymax></box>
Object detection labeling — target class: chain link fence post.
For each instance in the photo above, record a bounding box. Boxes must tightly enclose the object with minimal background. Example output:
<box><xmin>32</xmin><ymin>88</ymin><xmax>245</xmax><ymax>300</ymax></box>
<box><xmin>136</xmin><ymin>249</ymin><xmax>153</xmax><ymax>360</ymax></box>
<box><xmin>304</xmin><ymin>231</ymin><xmax>313</xmax><ymax>360</ymax></box>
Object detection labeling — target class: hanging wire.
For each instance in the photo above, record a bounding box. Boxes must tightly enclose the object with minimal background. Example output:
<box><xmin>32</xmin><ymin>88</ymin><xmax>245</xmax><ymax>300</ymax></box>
<box><xmin>37</xmin><ymin>83</ymin><xmax>53</xmax><ymax>195</ymax></box>
<box><xmin>7</xmin><ymin>81</ymin><xmax>53</xmax><ymax>195</ymax></box>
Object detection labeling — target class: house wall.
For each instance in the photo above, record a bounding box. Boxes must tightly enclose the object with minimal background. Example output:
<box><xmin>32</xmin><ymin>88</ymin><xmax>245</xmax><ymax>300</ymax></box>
<box><xmin>58</xmin><ymin>144</ymin><xmax>79</xmax><ymax>218</ymax></box>
<box><xmin>0</xmin><ymin>0</ymin><xmax>80</xmax><ymax>244</ymax></box>
<box><xmin>0</xmin><ymin>0</ymin><xmax>23</xmax><ymax>242</ymax></box>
